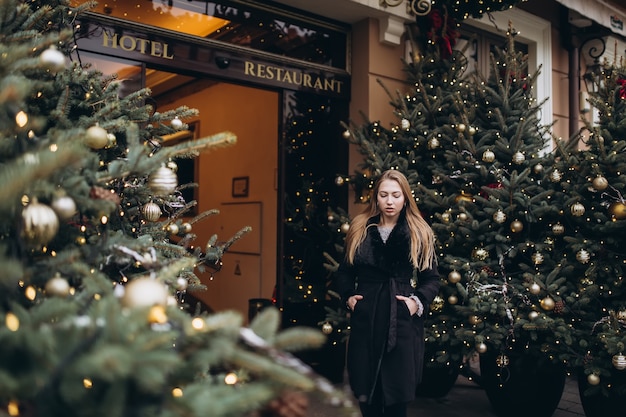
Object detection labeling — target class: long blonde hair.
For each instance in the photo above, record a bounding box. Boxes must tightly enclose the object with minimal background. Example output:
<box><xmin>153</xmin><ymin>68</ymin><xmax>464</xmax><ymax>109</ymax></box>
<box><xmin>344</xmin><ymin>169</ymin><xmax>436</xmax><ymax>271</ymax></box>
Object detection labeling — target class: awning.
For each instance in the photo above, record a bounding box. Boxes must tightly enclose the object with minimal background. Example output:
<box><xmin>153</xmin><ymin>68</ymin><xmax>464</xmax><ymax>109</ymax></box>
<box><xmin>555</xmin><ymin>0</ymin><xmax>626</xmax><ymax>37</ymax></box>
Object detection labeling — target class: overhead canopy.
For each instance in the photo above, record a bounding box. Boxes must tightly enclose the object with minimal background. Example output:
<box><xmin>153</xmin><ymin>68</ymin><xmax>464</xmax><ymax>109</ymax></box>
<box><xmin>556</xmin><ymin>0</ymin><xmax>626</xmax><ymax>37</ymax></box>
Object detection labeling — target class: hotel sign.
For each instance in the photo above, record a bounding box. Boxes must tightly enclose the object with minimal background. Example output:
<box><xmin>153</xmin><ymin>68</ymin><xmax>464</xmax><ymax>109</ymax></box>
<box><xmin>79</xmin><ymin>25</ymin><xmax>349</xmax><ymax>99</ymax></box>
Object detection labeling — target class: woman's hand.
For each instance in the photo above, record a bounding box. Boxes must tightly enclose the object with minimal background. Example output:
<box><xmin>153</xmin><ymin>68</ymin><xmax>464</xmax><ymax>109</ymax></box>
<box><xmin>347</xmin><ymin>294</ymin><xmax>363</xmax><ymax>311</ymax></box>
<box><xmin>396</xmin><ymin>295</ymin><xmax>422</xmax><ymax>316</ymax></box>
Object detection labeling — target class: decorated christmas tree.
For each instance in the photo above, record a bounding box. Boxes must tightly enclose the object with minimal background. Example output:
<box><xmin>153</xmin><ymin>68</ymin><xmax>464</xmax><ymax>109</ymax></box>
<box><xmin>550</xmin><ymin>58</ymin><xmax>626</xmax><ymax>415</ymax></box>
<box><xmin>333</xmin><ymin>21</ymin><xmax>579</xmax><ymax>412</ymax></box>
<box><xmin>0</xmin><ymin>1</ymin><xmax>354</xmax><ymax>416</ymax></box>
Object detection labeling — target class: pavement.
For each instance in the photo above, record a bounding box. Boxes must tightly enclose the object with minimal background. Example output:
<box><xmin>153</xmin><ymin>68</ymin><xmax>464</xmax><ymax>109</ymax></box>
<box><xmin>308</xmin><ymin>365</ymin><xmax>585</xmax><ymax>417</ymax></box>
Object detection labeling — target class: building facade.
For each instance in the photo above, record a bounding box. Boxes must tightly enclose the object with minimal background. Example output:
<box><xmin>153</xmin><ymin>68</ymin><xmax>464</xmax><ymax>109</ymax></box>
<box><xmin>70</xmin><ymin>0</ymin><xmax>626</xmax><ymax>325</ymax></box>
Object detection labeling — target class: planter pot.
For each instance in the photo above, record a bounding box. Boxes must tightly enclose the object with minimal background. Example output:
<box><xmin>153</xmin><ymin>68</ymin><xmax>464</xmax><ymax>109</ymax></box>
<box><xmin>479</xmin><ymin>350</ymin><xmax>566</xmax><ymax>417</ymax></box>
<box><xmin>577</xmin><ymin>371</ymin><xmax>626</xmax><ymax>417</ymax></box>
<box><xmin>416</xmin><ymin>362</ymin><xmax>460</xmax><ymax>398</ymax></box>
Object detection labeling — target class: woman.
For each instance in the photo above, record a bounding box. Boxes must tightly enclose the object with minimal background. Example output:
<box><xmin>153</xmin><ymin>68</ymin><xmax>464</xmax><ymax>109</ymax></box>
<box><xmin>336</xmin><ymin>169</ymin><xmax>440</xmax><ymax>417</ymax></box>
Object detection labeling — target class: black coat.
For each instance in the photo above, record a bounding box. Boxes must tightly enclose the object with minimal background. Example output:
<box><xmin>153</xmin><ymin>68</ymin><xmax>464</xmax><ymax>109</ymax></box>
<box><xmin>336</xmin><ymin>213</ymin><xmax>440</xmax><ymax>406</ymax></box>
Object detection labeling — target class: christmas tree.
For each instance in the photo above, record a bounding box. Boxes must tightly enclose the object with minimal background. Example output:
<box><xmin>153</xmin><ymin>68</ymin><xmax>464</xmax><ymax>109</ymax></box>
<box><xmin>0</xmin><ymin>1</ymin><xmax>354</xmax><ymax>416</ymax></box>
<box><xmin>333</xmin><ymin>22</ymin><xmax>579</xmax><ymax>409</ymax></box>
<box><xmin>551</xmin><ymin>58</ymin><xmax>626</xmax><ymax>411</ymax></box>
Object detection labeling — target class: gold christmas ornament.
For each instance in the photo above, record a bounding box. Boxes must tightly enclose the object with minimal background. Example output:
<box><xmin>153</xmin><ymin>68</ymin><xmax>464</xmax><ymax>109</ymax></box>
<box><xmin>468</xmin><ymin>126</ymin><xmax>476</xmax><ymax>135</ymax></box>
<box><xmin>493</xmin><ymin>210</ymin><xmax>506</xmax><ymax>224</ymax></box>
<box><xmin>181</xmin><ymin>222</ymin><xmax>192</xmax><ymax>234</ymax></box>
<box><xmin>587</xmin><ymin>373</ymin><xmax>600</xmax><ymax>386</ymax></box>
<box><xmin>45</xmin><ymin>273</ymin><xmax>70</xmax><ymax>297</ymax></box>
<box><xmin>608</xmin><ymin>201</ymin><xmax>626</xmax><ymax>220</ymax></box>
<box><xmin>22</xmin><ymin>198</ymin><xmax>59</xmax><ymax>245</ymax></box>
<box><xmin>549</xmin><ymin>169</ymin><xmax>563</xmax><ymax>182</ymax></box>
<box><xmin>141</xmin><ymin>202</ymin><xmax>162</xmax><ymax>222</ymax></box>
<box><xmin>473</xmin><ymin>248</ymin><xmax>489</xmax><ymax>261</ymax></box>
<box><xmin>340</xmin><ymin>222</ymin><xmax>350</xmax><ymax>234</ymax></box>
<box><xmin>335</xmin><ymin>176</ymin><xmax>345</xmax><ymax>186</ymax></box>
<box><xmin>447</xmin><ymin>295</ymin><xmax>458</xmax><ymax>305</ymax></box>
<box><xmin>441</xmin><ymin>211</ymin><xmax>451</xmax><ymax>223</ymax></box>
<box><xmin>612</xmin><ymin>354</ymin><xmax>626</xmax><ymax>370</ymax></box>
<box><xmin>448</xmin><ymin>270</ymin><xmax>462</xmax><ymax>284</ymax></box>
<box><xmin>121</xmin><ymin>277</ymin><xmax>169</xmax><ymax>308</ymax></box>
<box><xmin>510</xmin><ymin>219</ymin><xmax>524</xmax><ymax>233</ymax></box>
<box><xmin>457</xmin><ymin>212</ymin><xmax>468</xmax><ymax>221</ymax></box>
<box><xmin>148</xmin><ymin>305</ymin><xmax>168</xmax><ymax>324</ymax></box>
<box><xmin>552</xmin><ymin>223</ymin><xmax>565</xmax><ymax>235</ymax></box>
<box><xmin>528</xmin><ymin>310</ymin><xmax>539</xmax><ymax>320</ymax></box>
<box><xmin>148</xmin><ymin>165</ymin><xmax>178</xmax><ymax>196</ymax></box>
<box><xmin>455</xmin><ymin>192</ymin><xmax>473</xmax><ymax>203</ymax></box>
<box><xmin>456</xmin><ymin>123</ymin><xmax>466</xmax><ymax>133</ymax></box>
<box><xmin>530</xmin><ymin>282</ymin><xmax>541</xmax><ymax>295</ymax></box>
<box><xmin>427</xmin><ymin>137</ymin><xmax>440</xmax><ymax>149</ymax></box>
<box><xmin>167</xmin><ymin>223</ymin><xmax>180</xmax><ymax>235</ymax></box>
<box><xmin>482</xmin><ymin>149</ymin><xmax>495</xmax><ymax>163</ymax></box>
<box><xmin>430</xmin><ymin>295</ymin><xmax>444</xmax><ymax>312</ymax></box>
<box><xmin>40</xmin><ymin>45</ymin><xmax>66</xmax><ymax>72</ymax></box>
<box><xmin>170</xmin><ymin>117</ymin><xmax>183</xmax><ymax>130</ymax></box>
<box><xmin>468</xmin><ymin>315</ymin><xmax>482</xmax><ymax>325</ymax></box>
<box><xmin>342</xmin><ymin>129</ymin><xmax>351</xmax><ymax>139</ymax></box>
<box><xmin>591</xmin><ymin>175</ymin><xmax>608</xmax><ymax>191</ymax></box>
<box><xmin>531</xmin><ymin>252</ymin><xmax>544</xmax><ymax>265</ymax></box>
<box><xmin>51</xmin><ymin>194</ymin><xmax>77</xmax><ymax>220</ymax></box>
<box><xmin>540</xmin><ymin>296</ymin><xmax>555</xmax><ymax>311</ymax></box>
<box><xmin>476</xmin><ymin>342</ymin><xmax>488</xmax><ymax>353</ymax></box>
<box><xmin>617</xmin><ymin>310</ymin><xmax>626</xmax><ymax>321</ymax></box>
<box><xmin>512</xmin><ymin>151</ymin><xmax>525</xmax><ymax>164</ymax></box>
<box><xmin>321</xmin><ymin>322</ymin><xmax>333</xmax><ymax>334</ymax></box>
<box><xmin>106</xmin><ymin>133</ymin><xmax>117</xmax><ymax>148</ymax></box>
<box><xmin>84</xmin><ymin>125</ymin><xmax>109</xmax><ymax>149</ymax></box>
<box><xmin>496</xmin><ymin>354</ymin><xmax>510</xmax><ymax>367</ymax></box>
<box><xmin>576</xmin><ymin>249</ymin><xmax>590</xmax><ymax>264</ymax></box>
<box><xmin>570</xmin><ymin>202</ymin><xmax>585</xmax><ymax>217</ymax></box>
<box><xmin>533</xmin><ymin>163</ymin><xmax>544</xmax><ymax>174</ymax></box>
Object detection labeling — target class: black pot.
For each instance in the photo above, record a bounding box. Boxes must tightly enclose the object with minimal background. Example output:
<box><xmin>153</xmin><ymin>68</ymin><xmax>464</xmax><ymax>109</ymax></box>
<box><xmin>577</xmin><ymin>371</ymin><xmax>626</xmax><ymax>417</ymax></box>
<box><xmin>479</xmin><ymin>350</ymin><xmax>566</xmax><ymax>417</ymax></box>
<box><xmin>416</xmin><ymin>362</ymin><xmax>460</xmax><ymax>398</ymax></box>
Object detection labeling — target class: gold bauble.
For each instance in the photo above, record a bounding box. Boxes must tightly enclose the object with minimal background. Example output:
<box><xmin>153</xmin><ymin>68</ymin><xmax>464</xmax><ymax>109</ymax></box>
<box><xmin>167</xmin><ymin>223</ymin><xmax>180</xmax><ymax>235</ymax></box>
<box><xmin>458</xmin><ymin>212</ymin><xmax>468</xmax><ymax>221</ymax></box>
<box><xmin>456</xmin><ymin>123</ymin><xmax>466</xmax><ymax>132</ymax></box>
<box><xmin>552</xmin><ymin>223</ymin><xmax>565</xmax><ymax>235</ymax></box>
<box><xmin>533</xmin><ymin>163</ymin><xmax>544</xmax><ymax>174</ymax></box>
<box><xmin>510</xmin><ymin>220</ymin><xmax>524</xmax><ymax>233</ymax></box>
<box><xmin>141</xmin><ymin>202</ymin><xmax>162</xmax><ymax>222</ymax></box>
<box><xmin>148</xmin><ymin>305</ymin><xmax>168</xmax><ymax>324</ymax></box>
<box><xmin>612</xmin><ymin>354</ymin><xmax>626</xmax><ymax>370</ymax></box>
<box><xmin>496</xmin><ymin>354</ymin><xmax>510</xmax><ymax>367</ymax></box>
<box><xmin>148</xmin><ymin>165</ymin><xmax>178</xmax><ymax>196</ymax></box>
<box><xmin>181</xmin><ymin>222</ymin><xmax>192</xmax><ymax>234</ymax></box>
<box><xmin>342</xmin><ymin>130</ymin><xmax>351</xmax><ymax>139</ymax></box>
<box><xmin>531</xmin><ymin>252</ymin><xmax>544</xmax><ymax>265</ymax></box>
<box><xmin>587</xmin><ymin>373</ymin><xmax>600</xmax><ymax>386</ymax></box>
<box><xmin>428</xmin><ymin>137</ymin><xmax>440</xmax><ymax>149</ymax></box>
<box><xmin>482</xmin><ymin>149</ymin><xmax>495</xmax><ymax>163</ymax></box>
<box><xmin>340</xmin><ymin>222</ymin><xmax>350</xmax><ymax>234</ymax></box>
<box><xmin>617</xmin><ymin>310</ymin><xmax>626</xmax><ymax>321</ymax></box>
<box><xmin>22</xmin><ymin>198</ymin><xmax>59</xmax><ymax>245</ymax></box>
<box><xmin>448</xmin><ymin>270</ymin><xmax>462</xmax><ymax>284</ymax></box>
<box><xmin>529</xmin><ymin>282</ymin><xmax>541</xmax><ymax>295</ymax></box>
<box><xmin>468</xmin><ymin>126</ymin><xmax>476</xmax><ymax>135</ymax></box>
<box><xmin>448</xmin><ymin>295</ymin><xmax>458</xmax><ymax>305</ymax></box>
<box><xmin>608</xmin><ymin>202</ymin><xmax>626</xmax><ymax>220</ymax></box>
<box><xmin>468</xmin><ymin>315</ymin><xmax>482</xmax><ymax>325</ymax></box>
<box><xmin>591</xmin><ymin>176</ymin><xmax>609</xmax><ymax>191</ymax></box>
<box><xmin>549</xmin><ymin>169</ymin><xmax>562</xmax><ymax>182</ymax></box>
<box><xmin>473</xmin><ymin>248</ymin><xmax>489</xmax><ymax>261</ymax></box>
<box><xmin>321</xmin><ymin>322</ymin><xmax>333</xmax><ymax>335</ymax></box>
<box><xmin>576</xmin><ymin>249</ymin><xmax>590</xmax><ymax>264</ymax></box>
<box><xmin>540</xmin><ymin>296</ymin><xmax>555</xmax><ymax>311</ymax></box>
<box><xmin>430</xmin><ymin>295</ymin><xmax>444</xmax><ymax>312</ymax></box>
<box><xmin>121</xmin><ymin>277</ymin><xmax>169</xmax><ymax>308</ymax></box>
<box><xmin>441</xmin><ymin>211</ymin><xmax>451</xmax><ymax>223</ymax></box>
<box><xmin>512</xmin><ymin>151</ymin><xmax>525</xmax><ymax>164</ymax></box>
<box><xmin>51</xmin><ymin>194</ymin><xmax>77</xmax><ymax>220</ymax></box>
<box><xmin>570</xmin><ymin>202</ymin><xmax>585</xmax><ymax>217</ymax></box>
<box><xmin>84</xmin><ymin>125</ymin><xmax>109</xmax><ymax>149</ymax></box>
<box><xmin>476</xmin><ymin>342</ymin><xmax>488</xmax><ymax>353</ymax></box>
<box><xmin>493</xmin><ymin>210</ymin><xmax>506</xmax><ymax>224</ymax></box>
<box><xmin>45</xmin><ymin>273</ymin><xmax>70</xmax><ymax>297</ymax></box>
<box><xmin>528</xmin><ymin>311</ymin><xmax>539</xmax><ymax>320</ymax></box>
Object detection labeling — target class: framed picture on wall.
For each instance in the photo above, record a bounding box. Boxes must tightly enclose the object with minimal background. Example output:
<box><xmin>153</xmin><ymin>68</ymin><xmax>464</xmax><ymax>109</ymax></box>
<box><xmin>232</xmin><ymin>176</ymin><xmax>249</xmax><ymax>198</ymax></box>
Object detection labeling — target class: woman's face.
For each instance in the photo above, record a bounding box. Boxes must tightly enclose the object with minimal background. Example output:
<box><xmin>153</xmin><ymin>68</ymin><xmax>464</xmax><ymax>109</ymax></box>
<box><xmin>377</xmin><ymin>179</ymin><xmax>405</xmax><ymax>223</ymax></box>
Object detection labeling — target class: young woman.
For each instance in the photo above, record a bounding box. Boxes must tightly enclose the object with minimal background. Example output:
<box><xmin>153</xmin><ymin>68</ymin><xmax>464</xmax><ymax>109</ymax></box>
<box><xmin>336</xmin><ymin>169</ymin><xmax>441</xmax><ymax>417</ymax></box>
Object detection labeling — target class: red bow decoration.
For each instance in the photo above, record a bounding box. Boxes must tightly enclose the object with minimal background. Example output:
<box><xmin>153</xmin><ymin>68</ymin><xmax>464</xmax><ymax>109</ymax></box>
<box><xmin>426</xmin><ymin>8</ymin><xmax>459</xmax><ymax>59</ymax></box>
<box><xmin>617</xmin><ymin>78</ymin><xmax>626</xmax><ymax>100</ymax></box>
